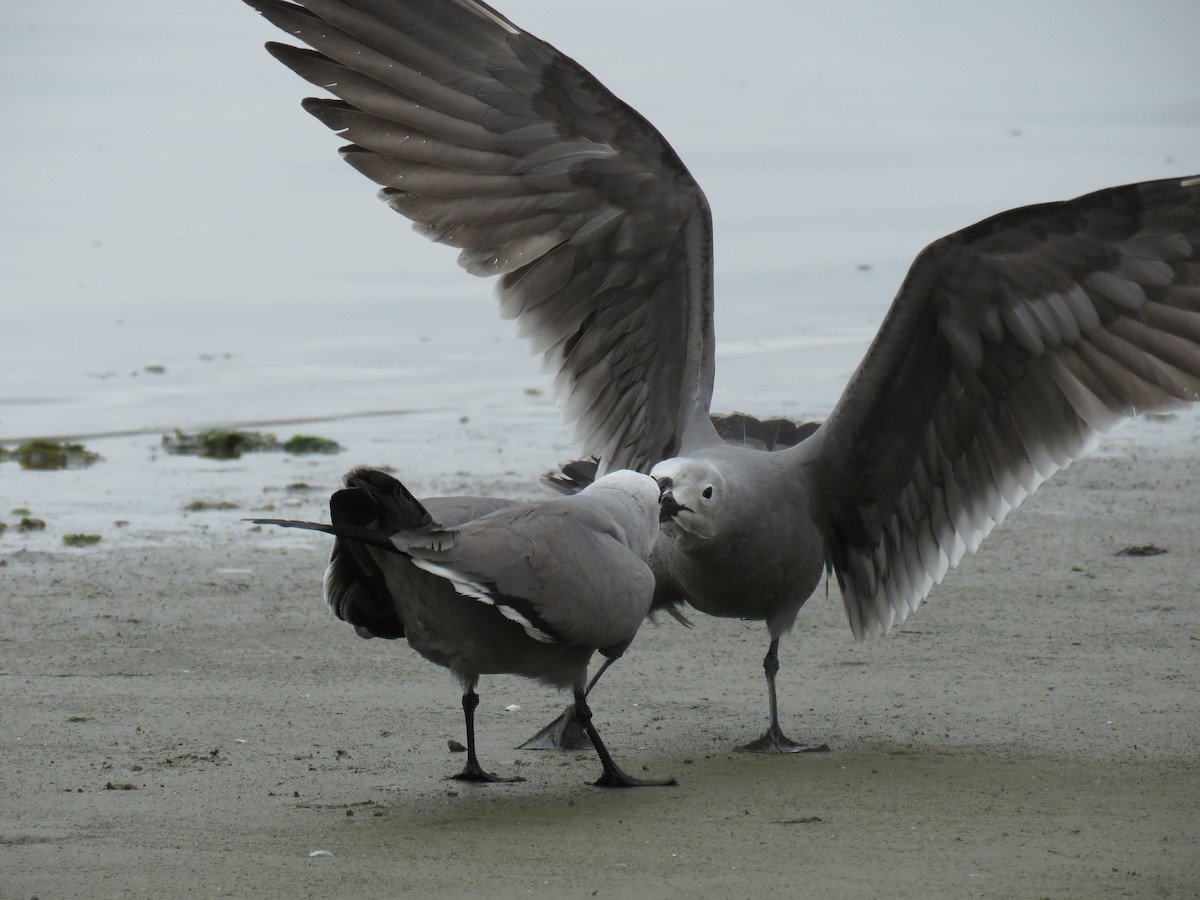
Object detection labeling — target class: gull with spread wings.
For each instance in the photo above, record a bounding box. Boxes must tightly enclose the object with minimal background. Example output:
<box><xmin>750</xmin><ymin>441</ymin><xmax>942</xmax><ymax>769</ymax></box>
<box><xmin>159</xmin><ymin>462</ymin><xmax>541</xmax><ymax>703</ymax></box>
<box><xmin>244</xmin><ymin>0</ymin><xmax>1200</xmax><ymax>752</ymax></box>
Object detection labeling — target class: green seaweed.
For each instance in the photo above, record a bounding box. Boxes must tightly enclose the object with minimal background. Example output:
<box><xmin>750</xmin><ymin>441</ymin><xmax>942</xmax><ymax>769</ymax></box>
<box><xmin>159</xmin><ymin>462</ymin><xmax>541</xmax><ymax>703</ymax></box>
<box><xmin>282</xmin><ymin>434</ymin><xmax>341</xmax><ymax>455</ymax></box>
<box><xmin>1</xmin><ymin>441</ymin><xmax>100</xmax><ymax>470</ymax></box>
<box><xmin>163</xmin><ymin>428</ymin><xmax>341</xmax><ymax>460</ymax></box>
<box><xmin>63</xmin><ymin>533</ymin><xmax>102</xmax><ymax>547</ymax></box>
<box><xmin>162</xmin><ymin>429</ymin><xmax>275</xmax><ymax>460</ymax></box>
<box><xmin>17</xmin><ymin>517</ymin><xmax>47</xmax><ymax>532</ymax></box>
<box><xmin>184</xmin><ymin>500</ymin><xmax>239</xmax><ymax>512</ymax></box>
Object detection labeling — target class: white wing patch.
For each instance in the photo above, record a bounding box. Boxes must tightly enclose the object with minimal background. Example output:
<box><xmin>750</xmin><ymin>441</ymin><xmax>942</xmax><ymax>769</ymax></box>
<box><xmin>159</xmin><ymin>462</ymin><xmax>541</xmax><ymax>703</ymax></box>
<box><xmin>409</xmin><ymin>558</ymin><xmax>557</xmax><ymax>644</ymax></box>
<box><xmin>846</xmin><ymin>418</ymin><xmax>1104</xmax><ymax>641</ymax></box>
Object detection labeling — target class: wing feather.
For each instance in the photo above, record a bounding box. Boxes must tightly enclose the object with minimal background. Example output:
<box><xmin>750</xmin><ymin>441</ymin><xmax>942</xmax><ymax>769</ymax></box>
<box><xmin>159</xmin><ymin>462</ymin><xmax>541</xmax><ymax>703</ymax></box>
<box><xmin>248</xmin><ymin>0</ymin><xmax>717</xmax><ymax>472</ymax></box>
<box><xmin>813</xmin><ymin>176</ymin><xmax>1200</xmax><ymax>638</ymax></box>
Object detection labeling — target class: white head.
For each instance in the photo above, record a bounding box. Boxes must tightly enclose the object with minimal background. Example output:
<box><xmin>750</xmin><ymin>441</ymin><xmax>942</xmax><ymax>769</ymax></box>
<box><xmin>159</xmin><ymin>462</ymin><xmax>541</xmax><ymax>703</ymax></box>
<box><xmin>582</xmin><ymin>469</ymin><xmax>662</xmax><ymax>557</ymax></box>
<box><xmin>650</xmin><ymin>457</ymin><xmax>726</xmax><ymax>549</ymax></box>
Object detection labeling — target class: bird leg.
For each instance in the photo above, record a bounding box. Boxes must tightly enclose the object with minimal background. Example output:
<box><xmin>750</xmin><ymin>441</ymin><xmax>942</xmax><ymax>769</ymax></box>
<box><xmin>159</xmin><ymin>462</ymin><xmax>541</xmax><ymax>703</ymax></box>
<box><xmin>516</xmin><ymin>657</ymin><xmax>618</xmax><ymax>751</ymax></box>
<box><xmin>450</xmin><ymin>683</ymin><xmax>525</xmax><ymax>783</ymax></box>
<box><xmin>572</xmin><ymin>684</ymin><xmax>676</xmax><ymax>788</ymax></box>
<box><xmin>736</xmin><ymin>638</ymin><xmax>830</xmax><ymax>754</ymax></box>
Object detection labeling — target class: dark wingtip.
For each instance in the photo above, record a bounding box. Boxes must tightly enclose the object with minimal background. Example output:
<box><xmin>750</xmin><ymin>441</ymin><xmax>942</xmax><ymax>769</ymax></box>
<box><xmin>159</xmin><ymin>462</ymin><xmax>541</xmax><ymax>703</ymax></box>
<box><xmin>300</xmin><ymin>97</ymin><xmax>355</xmax><ymax>128</ymax></box>
<box><xmin>542</xmin><ymin>457</ymin><xmax>600</xmax><ymax>495</ymax></box>
<box><xmin>247</xmin><ymin>517</ymin><xmax>334</xmax><ymax>533</ymax></box>
<box><xmin>264</xmin><ymin>41</ymin><xmax>326</xmax><ymax>70</ymax></box>
<box><xmin>337</xmin><ymin>467</ymin><xmax>433</xmax><ymax>531</ymax></box>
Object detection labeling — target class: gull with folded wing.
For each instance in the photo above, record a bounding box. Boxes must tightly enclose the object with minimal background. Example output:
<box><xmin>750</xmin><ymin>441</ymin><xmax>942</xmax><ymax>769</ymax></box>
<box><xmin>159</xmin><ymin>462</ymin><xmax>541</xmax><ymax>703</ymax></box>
<box><xmin>255</xmin><ymin>467</ymin><xmax>675</xmax><ymax>787</ymax></box>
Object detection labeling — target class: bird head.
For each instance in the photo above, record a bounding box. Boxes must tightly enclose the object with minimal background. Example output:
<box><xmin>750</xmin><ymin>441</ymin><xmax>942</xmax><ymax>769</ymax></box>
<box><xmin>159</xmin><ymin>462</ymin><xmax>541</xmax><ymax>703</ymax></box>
<box><xmin>651</xmin><ymin>457</ymin><xmax>724</xmax><ymax>548</ymax></box>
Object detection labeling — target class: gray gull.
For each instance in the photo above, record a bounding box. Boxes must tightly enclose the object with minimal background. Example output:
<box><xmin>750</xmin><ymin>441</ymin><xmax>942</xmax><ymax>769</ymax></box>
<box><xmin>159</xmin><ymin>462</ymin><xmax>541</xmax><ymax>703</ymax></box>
<box><xmin>255</xmin><ymin>466</ymin><xmax>676</xmax><ymax>787</ymax></box>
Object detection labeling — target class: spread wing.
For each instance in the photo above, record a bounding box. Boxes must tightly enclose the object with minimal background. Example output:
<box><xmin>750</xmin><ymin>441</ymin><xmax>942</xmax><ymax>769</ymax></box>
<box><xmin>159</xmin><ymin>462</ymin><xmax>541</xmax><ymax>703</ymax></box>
<box><xmin>811</xmin><ymin>175</ymin><xmax>1200</xmax><ymax>638</ymax></box>
<box><xmin>247</xmin><ymin>0</ymin><xmax>717</xmax><ymax>472</ymax></box>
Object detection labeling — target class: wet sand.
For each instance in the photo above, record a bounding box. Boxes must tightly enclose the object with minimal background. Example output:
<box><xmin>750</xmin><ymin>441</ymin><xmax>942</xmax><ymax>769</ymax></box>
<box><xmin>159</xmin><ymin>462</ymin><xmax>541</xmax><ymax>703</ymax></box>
<box><xmin>2</xmin><ymin>422</ymin><xmax>1198</xmax><ymax>899</ymax></box>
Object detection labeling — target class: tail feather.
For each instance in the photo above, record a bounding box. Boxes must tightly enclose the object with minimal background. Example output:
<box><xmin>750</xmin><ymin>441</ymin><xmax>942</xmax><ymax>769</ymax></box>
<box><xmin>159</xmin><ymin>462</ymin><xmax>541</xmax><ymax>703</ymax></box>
<box><xmin>253</xmin><ymin>468</ymin><xmax>434</xmax><ymax>641</ymax></box>
<box><xmin>339</xmin><ymin>466</ymin><xmax>431</xmax><ymax>531</ymax></box>
<box><xmin>326</xmin><ymin>538</ymin><xmax>407</xmax><ymax>640</ymax></box>
<box><xmin>248</xmin><ymin>517</ymin><xmax>398</xmax><ymax>552</ymax></box>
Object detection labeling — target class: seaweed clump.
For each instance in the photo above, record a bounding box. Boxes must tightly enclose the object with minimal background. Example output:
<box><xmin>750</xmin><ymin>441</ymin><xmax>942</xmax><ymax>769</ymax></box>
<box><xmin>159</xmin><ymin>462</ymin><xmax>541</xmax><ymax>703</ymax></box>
<box><xmin>162</xmin><ymin>429</ymin><xmax>341</xmax><ymax>460</ymax></box>
<box><xmin>183</xmin><ymin>500</ymin><xmax>239</xmax><ymax>512</ymax></box>
<box><xmin>162</xmin><ymin>429</ymin><xmax>273</xmax><ymax>460</ymax></box>
<box><xmin>0</xmin><ymin>441</ymin><xmax>101</xmax><ymax>470</ymax></box>
<box><xmin>63</xmin><ymin>533</ymin><xmax>102</xmax><ymax>547</ymax></box>
<box><xmin>282</xmin><ymin>435</ymin><xmax>341</xmax><ymax>455</ymax></box>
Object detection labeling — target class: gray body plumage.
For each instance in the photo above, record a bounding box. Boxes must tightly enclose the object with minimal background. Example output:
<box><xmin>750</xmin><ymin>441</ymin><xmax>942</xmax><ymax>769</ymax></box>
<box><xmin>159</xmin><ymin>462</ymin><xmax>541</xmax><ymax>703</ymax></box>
<box><xmin>320</xmin><ymin>468</ymin><xmax>658</xmax><ymax>685</ymax></box>
<box><xmin>330</xmin><ymin>494</ymin><xmax>596</xmax><ymax>684</ymax></box>
<box><xmin>652</xmin><ymin>446</ymin><xmax>825</xmax><ymax>637</ymax></box>
<box><xmin>245</xmin><ymin>0</ymin><xmax>1200</xmax><ymax>748</ymax></box>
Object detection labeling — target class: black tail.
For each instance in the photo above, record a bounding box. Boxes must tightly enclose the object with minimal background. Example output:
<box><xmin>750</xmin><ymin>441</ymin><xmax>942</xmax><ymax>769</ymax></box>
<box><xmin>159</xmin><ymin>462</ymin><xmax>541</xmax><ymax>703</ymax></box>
<box><xmin>248</xmin><ymin>517</ymin><xmax>398</xmax><ymax>552</ymax></box>
<box><xmin>330</xmin><ymin>468</ymin><xmax>435</xmax><ymax>639</ymax></box>
<box><xmin>336</xmin><ymin>466</ymin><xmax>432</xmax><ymax>532</ymax></box>
<box><xmin>254</xmin><ymin>467</ymin><xmax>434</xmax><ymax>641</ymax></box>
<box><xmin>251</xmin><ymin>466</ymin><xmax>432</xmax><ymax>547</ymax></box>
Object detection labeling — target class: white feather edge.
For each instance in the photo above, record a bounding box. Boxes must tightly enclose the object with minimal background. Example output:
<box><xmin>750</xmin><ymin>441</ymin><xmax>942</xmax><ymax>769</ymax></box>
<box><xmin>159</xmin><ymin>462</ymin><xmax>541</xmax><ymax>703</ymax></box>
<box><xmin>408</xmin><ymin>557</ymin><xmax>558</xmax><ymax>644</ymax></box>
<box><xmin>321</xmin><ymin>560</ymin><xmax>337</xmax><ymax>614</ymax></box>
<box><xmin>460</xmin><ymin>0</ymin><xmax>519</xmax><ymax>34</ymax></box>
<box><xmin>850</xmin><ymin>427</ymin><xmax>1102</xmax><ymax>640</ymax></box>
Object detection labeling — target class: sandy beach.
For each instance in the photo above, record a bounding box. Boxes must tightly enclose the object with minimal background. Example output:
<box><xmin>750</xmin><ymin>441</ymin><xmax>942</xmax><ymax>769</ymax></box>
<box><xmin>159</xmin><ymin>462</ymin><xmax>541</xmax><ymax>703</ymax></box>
<box><xmin>3</xmin><ymin>415</ymin><xmax>1197</xmax><ymax>899</ymax></box>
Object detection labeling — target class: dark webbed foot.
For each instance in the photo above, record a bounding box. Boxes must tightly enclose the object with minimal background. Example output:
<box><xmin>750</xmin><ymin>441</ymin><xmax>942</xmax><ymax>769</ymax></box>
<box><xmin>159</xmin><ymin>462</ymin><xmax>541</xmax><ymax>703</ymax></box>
<box><xmin>453</xmin><ymin>682</ymin><xmax>525</xmax><ymax>783</ymax></box>
<box><xmin>449</xmin><ymin>761</ymin><xmax>526</xmax><ymax>784</ymax></box>
<box><xmin>570</xmin><ymin>685</ymin><xmax>676</xmax><ymax>788</ymax></box>
<box><xmin>592</xmin><ymin>770</ymin><xmax>678</xmax><ymax>788</ymax></box>
<box><xmin>517</xmin><ymin>705</ymin><xmax>594</xmax><ymax>751</ymax></box>
<box><xmin>736</xmin><ymin>723</ymin><xmax>831</xmax><ymax>754</ymax></box>
<box><xmin>519</xmin><ymin>657</ymin><xmax>618</xmax><ymax>751</ymax></box>
<box><xmin>739</xmin><ymin>637</ymin><xmax>832</xmax><ymax>753</ymax></box>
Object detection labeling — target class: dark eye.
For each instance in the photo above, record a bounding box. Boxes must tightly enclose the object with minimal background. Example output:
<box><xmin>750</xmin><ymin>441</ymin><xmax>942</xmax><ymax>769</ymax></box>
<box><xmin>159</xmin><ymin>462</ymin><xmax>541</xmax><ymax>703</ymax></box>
<box><xmin>702</xmin><ymin>486</ymin><xmax>714</xmax><ymax>499</ymax></box>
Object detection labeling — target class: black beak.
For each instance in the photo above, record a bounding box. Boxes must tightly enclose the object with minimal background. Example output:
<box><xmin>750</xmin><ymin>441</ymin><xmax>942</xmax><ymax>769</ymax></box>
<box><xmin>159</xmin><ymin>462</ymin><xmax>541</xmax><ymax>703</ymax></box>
<box><xmin>659</xmin><ymin>491</ymin><xmax>687</xmax><ymax>523</ymax></box>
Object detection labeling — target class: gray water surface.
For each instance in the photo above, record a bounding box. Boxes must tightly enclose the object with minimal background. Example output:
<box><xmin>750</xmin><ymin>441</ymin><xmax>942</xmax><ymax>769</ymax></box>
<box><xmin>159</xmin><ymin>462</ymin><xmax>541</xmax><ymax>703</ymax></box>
<box><xmin>2</xmin><ymin>0</ymin><xmax>1197</xmax><ymax>541</ymax></box>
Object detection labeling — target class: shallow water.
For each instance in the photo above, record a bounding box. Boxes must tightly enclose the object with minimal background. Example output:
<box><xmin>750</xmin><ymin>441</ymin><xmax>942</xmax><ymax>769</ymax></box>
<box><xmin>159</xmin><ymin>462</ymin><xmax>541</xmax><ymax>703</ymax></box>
<box><xmin>2</xmin><ymin>1</ymin><xmax>1198</xmax><ymax>541</ymax></box>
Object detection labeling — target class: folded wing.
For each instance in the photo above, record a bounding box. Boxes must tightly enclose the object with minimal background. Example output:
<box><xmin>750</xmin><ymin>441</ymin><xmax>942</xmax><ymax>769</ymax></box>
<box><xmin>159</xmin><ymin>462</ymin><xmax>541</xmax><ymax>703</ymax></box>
<box><xmin>395</xmin><ymin>502</ymin><xmax>655</xmax><ymax>655</ymax></box>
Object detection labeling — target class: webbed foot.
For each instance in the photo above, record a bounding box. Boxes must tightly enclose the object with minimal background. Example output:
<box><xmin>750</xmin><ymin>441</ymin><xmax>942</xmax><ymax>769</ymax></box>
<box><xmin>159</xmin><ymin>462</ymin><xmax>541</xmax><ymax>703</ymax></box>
<box><xmin>517</xmin><ymin>705</ymin><xmax>594</xmax><ymax>751</ymax></box>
